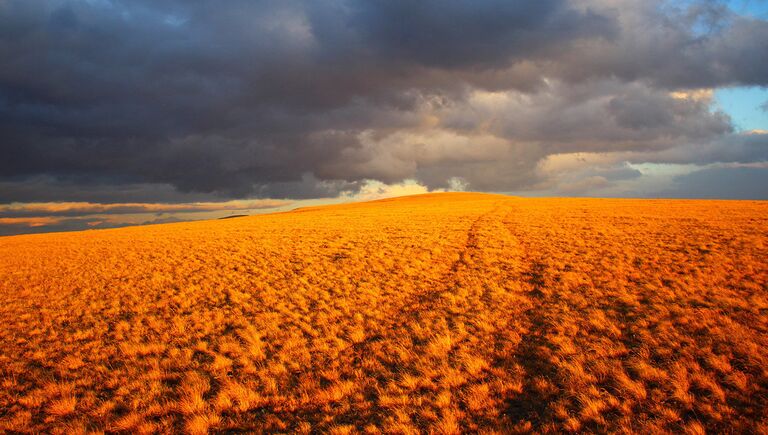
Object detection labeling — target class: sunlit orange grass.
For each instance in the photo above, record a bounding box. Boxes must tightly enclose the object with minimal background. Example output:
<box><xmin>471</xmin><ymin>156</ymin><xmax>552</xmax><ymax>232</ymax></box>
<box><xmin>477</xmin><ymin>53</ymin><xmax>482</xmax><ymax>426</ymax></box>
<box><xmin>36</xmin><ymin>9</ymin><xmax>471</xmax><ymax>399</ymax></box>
<box><xmin>0</xmin><ymin>192</ymin><xmax>767</xmax><ymax>433</ymax></box>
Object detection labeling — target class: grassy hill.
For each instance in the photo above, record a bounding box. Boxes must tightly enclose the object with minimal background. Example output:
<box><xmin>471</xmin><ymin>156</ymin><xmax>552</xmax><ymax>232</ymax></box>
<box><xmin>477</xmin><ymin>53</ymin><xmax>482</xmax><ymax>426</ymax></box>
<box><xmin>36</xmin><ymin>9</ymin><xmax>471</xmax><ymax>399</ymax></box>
<box><xmin>0</xmin><ymin>192</ymin><xmax>766</xmax><ymax>433</ymax></box>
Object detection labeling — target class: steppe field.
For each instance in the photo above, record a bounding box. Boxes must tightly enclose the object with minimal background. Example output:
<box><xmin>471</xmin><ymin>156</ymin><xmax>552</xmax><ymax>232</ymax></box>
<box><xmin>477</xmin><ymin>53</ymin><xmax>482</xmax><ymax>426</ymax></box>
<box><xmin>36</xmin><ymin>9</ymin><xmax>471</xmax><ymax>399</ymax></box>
<box><xmin>1</xmin><ymin>192</ymin><xmax>767</xmax><ymax>434</ymax></box>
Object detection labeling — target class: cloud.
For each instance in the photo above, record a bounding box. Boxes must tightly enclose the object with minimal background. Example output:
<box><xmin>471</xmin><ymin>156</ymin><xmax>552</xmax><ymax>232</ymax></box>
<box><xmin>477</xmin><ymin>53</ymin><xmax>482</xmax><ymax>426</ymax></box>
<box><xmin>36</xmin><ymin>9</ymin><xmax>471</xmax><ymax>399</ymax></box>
<box><xmin>660</xmin><ymin>166</ymin><xmax>768</xmax><ymax>199</ymax></box>
<box><xmin>0</xmin><ymin>216</ymin><xmax>132</xmax><ymax>236</ymax></box>
<box><xmin>0</xmin><ymin>217</ymin><xmax>61</xmax><ymax>227</ymax></box>
<box><xmin>339</xmin><ymin>179</ymin><xmax>432</xmax><ymax>201</ymax></box>
<box><xmin>0</xmin><ymin>0</ymin><xmax>766</xmax><ymax>205</ymax></box>
<box><xmin>338</xmin><ymin>0</ymin><xmax>615</xmax><ymax>68</ymax></box>
<box><xmin>0</xmin><ymin>198</ymin><xmax>291</xmax><ymax>236</ymax></box>
<box><xmin>0</xmin><ymin>199</ymin><xmax>291</xmax><ymax>218</ymax></box>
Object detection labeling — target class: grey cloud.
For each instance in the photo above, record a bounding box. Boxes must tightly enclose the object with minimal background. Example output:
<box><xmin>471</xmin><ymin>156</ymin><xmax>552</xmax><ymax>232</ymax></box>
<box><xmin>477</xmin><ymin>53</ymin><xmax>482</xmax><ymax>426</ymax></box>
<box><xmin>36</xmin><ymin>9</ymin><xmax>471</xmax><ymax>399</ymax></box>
<box><xmin>609</xmin><ymin>94</ymin><xmax>676</xmax><ymax>130</ymax></box>
<box><xmin>591</xmin><ymin>165</ymin><xmax>642</xmax><ymax>181</ymax></box>
<box><xmin>0</xmin><ymin>0</ymin><xmax>767</xmax><ymax>203</ymax></box>
<box><xmin>0</xmin><ymin>200</ymin><xmax>290</xmax><ymax>219</ymax></box>
<box><xmin>531</xmin><ymin>162</ymin><xmax>642</xmax><ymax>196</ymax></box>
<box><xmin>660</xmin><ymin>166</ymin><xmax>768</xmax><ymax>199</ymax></box>
<box><xmin>557</xmin><ymin>1</ymin><xmax>768</xmax><ymax>89</ymax></box>
<box><xmin>337</xmin><ymin>0</ymin><xmax>616</xmax><ymax>68</ymax></box>
<box><xmin>0</xmin><ymin>215</ymin><xmax>190</xmax><ymax>237</ymax></box>
<box><xmin>0</xmin><ymin>176</ymin><xmax>227</xmax><ymax>204</ymax></box>
<box><xmin>0</xmin><ymin>217</ymin><xmax>128</xmax><ymax>237</ymax></box>
<box><xmin>622</xmin><ymin>132</ymin><xmax>768</xmax><ymax>166</ymax></box>
<box><xmin>435</xmin><ymin>80</ymin><xmax>732</xmax><ymax>155</ymax></box>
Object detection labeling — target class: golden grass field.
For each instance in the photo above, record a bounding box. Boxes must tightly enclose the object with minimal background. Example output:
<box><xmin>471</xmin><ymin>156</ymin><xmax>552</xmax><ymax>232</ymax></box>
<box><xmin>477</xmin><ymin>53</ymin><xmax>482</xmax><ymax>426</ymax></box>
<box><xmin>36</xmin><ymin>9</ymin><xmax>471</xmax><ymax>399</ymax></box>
<box><xmin>0</xmin><ymin>192</ymin><xmax>767</xmax><ymax>433</ymax></box>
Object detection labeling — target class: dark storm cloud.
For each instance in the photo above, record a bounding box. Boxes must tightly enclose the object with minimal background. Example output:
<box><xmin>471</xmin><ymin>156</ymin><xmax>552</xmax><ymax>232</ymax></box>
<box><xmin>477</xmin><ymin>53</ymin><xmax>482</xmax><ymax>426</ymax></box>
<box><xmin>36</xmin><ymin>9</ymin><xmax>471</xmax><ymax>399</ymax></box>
<box><xmin>0</xmin><ymin>177</ymin><xmax>225</xmax><ymax>204</ymax></box>
<box><xmin>660</xmin><ymin>166</ymin><xmax>768</xmax><ymax>199</ymax></box>
<box><xmin>0</xmin><ymin>217</ymin><xmax>124</xmax><ymax>237</ymax></box>
<box><xmin>1</xmin><ymin>0</ymin><xmax>767</xmax><ymax>202</ymax></box>
<box><xmin>554</xmin><ymin>2</ymin><xmax>768</xmax><ymax>89</ymax></box>
<box><xmin>337</xmin><ymin>0</ymin><xmax>616</xmax><ymax>68</ymax></box>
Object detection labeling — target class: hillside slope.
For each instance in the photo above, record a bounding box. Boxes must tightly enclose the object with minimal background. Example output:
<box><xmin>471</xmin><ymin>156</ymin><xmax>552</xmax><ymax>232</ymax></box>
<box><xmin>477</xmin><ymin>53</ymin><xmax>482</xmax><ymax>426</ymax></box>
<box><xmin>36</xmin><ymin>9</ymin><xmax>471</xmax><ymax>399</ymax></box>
<box><xmin>1</xmin><ymin>193</ymin><xmax>767</xmax><ymax>433</ymax></box>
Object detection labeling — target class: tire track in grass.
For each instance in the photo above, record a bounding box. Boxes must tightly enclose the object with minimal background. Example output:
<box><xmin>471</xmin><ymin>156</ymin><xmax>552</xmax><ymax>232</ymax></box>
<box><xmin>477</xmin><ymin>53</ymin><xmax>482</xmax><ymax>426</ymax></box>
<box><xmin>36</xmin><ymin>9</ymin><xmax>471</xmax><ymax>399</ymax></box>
<box><xmin>295</xmin><ymin>200</ymin><xmax>506</xmax><ymax>363</ymax></box>
<box><xmin>274</xmin><ymin>200</ymin><xmax>534</xmax><ymax>430</ymax></box>
<box><xmin>496</xmin><ymin>203</ymin><xmax>565</xmax><ymax>429</ymax></box>
<box><xmin>339</xmin><ymin>200</ymin><xmax>540</xmax><ymax>431</ymax></box>
<box><xmin>257</xmin><ymin>200</ymin><xmax>510</xmax><ymax>428</ymax></box>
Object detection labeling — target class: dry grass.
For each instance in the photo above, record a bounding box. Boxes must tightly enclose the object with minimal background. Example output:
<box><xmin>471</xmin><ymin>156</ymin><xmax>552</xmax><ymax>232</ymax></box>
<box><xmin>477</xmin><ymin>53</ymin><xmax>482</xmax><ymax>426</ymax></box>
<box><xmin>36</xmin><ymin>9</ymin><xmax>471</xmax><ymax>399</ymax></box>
<box><xmin>0</xmin><ymin>192</ymin><xmax>767</xmax><ymax>433</ymax></box>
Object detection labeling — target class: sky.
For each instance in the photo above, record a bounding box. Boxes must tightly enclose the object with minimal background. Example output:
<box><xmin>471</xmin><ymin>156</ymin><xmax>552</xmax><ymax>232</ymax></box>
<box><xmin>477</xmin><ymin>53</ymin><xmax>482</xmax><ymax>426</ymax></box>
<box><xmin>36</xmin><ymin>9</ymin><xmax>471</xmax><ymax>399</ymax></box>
<box><xmin>715</xmin><ymin>87</ymin><xmax>768</xmax><ymax>131</ymax></box>
<box><xmin>1</xmin><ymin>0</ymin><xmax>767</xmax><ymax>235</ymax></box>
